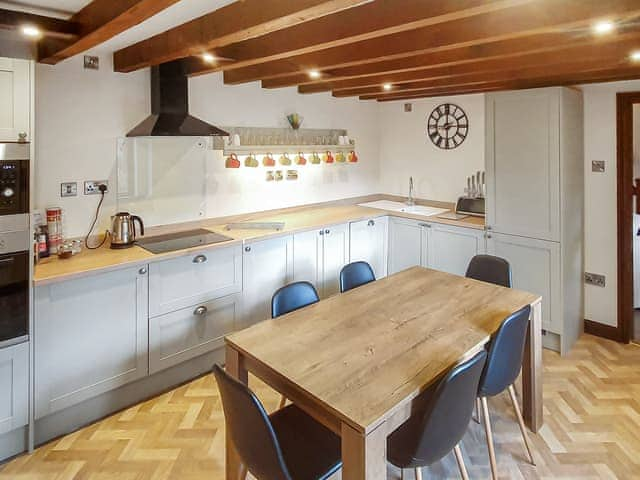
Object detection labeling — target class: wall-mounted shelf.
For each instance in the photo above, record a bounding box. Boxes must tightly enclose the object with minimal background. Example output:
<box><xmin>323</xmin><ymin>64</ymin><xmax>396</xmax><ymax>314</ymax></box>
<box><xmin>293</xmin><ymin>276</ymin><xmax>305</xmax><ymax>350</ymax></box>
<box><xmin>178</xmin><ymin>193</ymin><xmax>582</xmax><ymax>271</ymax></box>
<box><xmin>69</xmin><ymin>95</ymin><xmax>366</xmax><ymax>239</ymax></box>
<box><xmin>212</xmin><ymin>126</ymin><xmax>355</xmax><ymax>154</ymax></box>
<box><xmin>221</xmin><ymin>144</ymin><xmax>355</xmax><ymax>155</ymax></box>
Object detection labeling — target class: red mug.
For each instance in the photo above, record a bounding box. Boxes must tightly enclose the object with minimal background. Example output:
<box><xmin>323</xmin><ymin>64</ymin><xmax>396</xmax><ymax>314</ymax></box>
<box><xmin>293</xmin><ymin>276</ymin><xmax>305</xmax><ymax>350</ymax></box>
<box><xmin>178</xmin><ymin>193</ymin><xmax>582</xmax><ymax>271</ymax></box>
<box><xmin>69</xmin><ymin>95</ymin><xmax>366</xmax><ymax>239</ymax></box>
<box><xmin>225</xmin><ymin>153</ymin><xmax>240</xmax><ymax>168</ymax></box>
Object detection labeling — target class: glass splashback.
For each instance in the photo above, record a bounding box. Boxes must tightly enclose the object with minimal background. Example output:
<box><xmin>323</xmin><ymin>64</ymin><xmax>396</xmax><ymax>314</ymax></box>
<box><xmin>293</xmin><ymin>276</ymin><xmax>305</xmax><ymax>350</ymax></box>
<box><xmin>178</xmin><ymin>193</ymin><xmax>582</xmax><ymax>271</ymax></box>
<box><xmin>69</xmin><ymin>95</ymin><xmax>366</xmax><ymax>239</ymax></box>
<box><xmin>116</xmin><ymin>137</ymin><xmax>209</xmax><ymax>227</ymax></box>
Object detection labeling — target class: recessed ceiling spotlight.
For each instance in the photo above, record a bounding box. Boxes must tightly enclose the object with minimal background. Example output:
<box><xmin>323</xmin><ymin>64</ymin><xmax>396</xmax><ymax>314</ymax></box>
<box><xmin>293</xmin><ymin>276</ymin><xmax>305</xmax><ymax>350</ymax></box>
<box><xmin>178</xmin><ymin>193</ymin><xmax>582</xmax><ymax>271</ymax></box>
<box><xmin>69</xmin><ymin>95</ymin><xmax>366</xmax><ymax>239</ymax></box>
<box><xmin>308</xmin><ymin>70</ymin><xmax>321</xmax><ymax>79</ymax></box>
<box><xmin>202</xmin><ymin>53</ymin><xmax>215</xmax><ymax>63</ymax></box>
<box><xmin>21</xmin><ymin>25</ymin><xmax>40</xmax><ymax>37</ymax></box>
<box><xmin>630</xmin><ymin>50</ymin><xmax>640</xmax><ymax>62</ymax></box>
<box><xmin>383</xmin><ymin>83</ymin><xmax>393</xmax><ymax>91</ymax></box>
<box><xmin>593</xmin><ymin>20</ymin><xmax>615</xmax><ymax>35</ymax></box>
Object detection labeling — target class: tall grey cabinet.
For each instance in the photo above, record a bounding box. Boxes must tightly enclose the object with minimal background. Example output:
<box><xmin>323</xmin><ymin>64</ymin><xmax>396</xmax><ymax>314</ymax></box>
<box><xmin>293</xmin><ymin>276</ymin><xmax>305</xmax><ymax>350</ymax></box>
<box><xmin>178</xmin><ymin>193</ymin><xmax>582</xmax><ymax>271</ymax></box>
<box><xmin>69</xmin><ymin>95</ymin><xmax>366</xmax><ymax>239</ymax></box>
<box><xmin>485</xmin><ymin>87</ymin><xmax>584</xmax><ymax>355</ymax></box>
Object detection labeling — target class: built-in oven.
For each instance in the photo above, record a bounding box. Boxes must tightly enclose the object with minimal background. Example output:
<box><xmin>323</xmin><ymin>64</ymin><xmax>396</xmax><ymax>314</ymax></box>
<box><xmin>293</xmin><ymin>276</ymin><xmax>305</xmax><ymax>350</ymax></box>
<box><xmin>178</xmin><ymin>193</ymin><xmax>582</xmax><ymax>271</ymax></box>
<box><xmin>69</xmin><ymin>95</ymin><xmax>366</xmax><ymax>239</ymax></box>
<box><xmin>0</xmin><ymin>143</ymin><xmax>30</xmax><ymax>348</ymax></box>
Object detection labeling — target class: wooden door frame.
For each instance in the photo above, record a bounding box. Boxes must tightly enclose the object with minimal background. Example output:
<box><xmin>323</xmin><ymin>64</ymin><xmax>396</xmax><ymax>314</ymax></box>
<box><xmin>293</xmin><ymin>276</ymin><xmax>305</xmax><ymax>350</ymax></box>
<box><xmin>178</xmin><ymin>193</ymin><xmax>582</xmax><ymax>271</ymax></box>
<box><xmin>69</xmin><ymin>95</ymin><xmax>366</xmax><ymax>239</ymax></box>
<box><xmin>614</xmin><ymin>92</ymin><xmax>640</xmax><ymax>343</ymax></box>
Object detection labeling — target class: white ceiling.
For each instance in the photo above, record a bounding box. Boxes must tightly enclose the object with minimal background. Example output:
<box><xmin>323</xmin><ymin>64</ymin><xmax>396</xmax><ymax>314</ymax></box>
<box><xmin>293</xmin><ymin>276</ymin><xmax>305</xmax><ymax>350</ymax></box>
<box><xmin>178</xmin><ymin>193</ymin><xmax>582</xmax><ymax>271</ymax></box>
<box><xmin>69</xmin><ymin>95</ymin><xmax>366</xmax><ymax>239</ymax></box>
<box><xmin>1</xmin><ymin>0</ymin><xmax>238</xmax><ymax>54</ymax></box>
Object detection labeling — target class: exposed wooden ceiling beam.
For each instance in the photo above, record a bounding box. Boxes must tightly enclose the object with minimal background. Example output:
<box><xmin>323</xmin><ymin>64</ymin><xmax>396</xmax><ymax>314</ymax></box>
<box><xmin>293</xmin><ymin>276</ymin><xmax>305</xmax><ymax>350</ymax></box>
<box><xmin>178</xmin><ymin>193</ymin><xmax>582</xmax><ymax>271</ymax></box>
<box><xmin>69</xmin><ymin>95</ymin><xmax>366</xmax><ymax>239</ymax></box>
<box><xmin>38</xmin><ymin>0</ymin><xmax>181</xmax><ymax>65</ymax></box>
<box><xmin>278</xmin><ymin>32</ymin><xmax>640</xmax><ymax>92</ymax></box>
<box><xmin>185</xmin><ymin>0</ymin><xmax>527</xmax><ymax>77</ymax></box>
<box><xmin>113</xmin><ymin>0</ymin><xmax>373</xmax><ymax>73</ymax></box>
<box><xmin>307</xmin><ymin>35</ymin><xmax>640</xmax><ymax>96</ymax></box>
<box><xmin>345</xmin><ymin>59</ymin><xmax>633</xmax><ymax>98</ymax></box>
<box><xmin>361</xmin><ymin>67</ymin><xmax>640</xmax><ymax>101</ymax></box>
<box><xmin>261</xmin><ymin>32</ymin><xmax>579</xmax><ymax>89</ymax></box>
<box><xmin>0</xmin><ymin>8</ymin><xmax>78</xmax><ymax>39</ymax></box>
<box><xmin>222</xmin><ymin>0</ymin><xmax>640</xmax><ymax>85</ymax></box>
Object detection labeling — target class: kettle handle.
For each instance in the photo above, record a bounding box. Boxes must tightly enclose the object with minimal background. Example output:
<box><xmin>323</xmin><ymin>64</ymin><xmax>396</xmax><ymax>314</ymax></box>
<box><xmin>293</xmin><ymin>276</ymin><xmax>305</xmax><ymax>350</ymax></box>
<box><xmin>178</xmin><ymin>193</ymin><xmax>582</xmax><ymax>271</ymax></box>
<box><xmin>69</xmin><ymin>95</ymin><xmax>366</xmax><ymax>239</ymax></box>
<box><xmin>131</xmin><ymin>215</ymin><xmax>144</xmax><ymax>237</ymax></box>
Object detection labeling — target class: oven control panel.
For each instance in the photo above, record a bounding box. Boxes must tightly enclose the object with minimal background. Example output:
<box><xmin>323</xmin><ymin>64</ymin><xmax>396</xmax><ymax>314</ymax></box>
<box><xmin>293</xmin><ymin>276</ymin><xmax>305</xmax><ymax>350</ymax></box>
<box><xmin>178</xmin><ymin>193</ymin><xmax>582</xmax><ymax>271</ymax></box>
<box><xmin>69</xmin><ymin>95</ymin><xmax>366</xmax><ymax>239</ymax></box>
<box><xmin>0</xmin><ymin>161</ymin><xmax>27</xmax><ymax>215</ymax></box>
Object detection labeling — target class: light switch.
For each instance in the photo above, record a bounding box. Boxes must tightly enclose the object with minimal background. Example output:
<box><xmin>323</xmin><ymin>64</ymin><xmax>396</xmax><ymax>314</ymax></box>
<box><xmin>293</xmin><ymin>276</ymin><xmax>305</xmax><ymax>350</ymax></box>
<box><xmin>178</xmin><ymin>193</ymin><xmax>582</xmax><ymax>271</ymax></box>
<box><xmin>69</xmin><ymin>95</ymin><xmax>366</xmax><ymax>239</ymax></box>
<box><xmin>60</xmin><ymin>182</ymin><xmax>77</xmax><ymax>197</ymax></box>
<box><xmin>592</xmin><ymin>160</ymin><xmax>605</xmax><ymax>172</ymax></box>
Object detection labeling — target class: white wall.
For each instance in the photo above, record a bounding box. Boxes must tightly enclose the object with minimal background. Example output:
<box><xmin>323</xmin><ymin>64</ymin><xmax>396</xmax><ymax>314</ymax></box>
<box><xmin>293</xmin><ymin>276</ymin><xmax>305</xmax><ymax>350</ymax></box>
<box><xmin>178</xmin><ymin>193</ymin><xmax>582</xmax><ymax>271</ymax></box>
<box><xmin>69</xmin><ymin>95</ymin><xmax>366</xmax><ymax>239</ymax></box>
<box><xmin>34</xmin><ymin>52</ymin><xmax>380</xmax><ymax>237</ymax></box>
<box><xmin>377</xmin><ymin>94</ymin><xmax>485</xmax><ymax>202</ymax></box>
<box><xmin>581</xmin><ymin>80</ymin><xmax>640</xmax><ymax>327</ymax></box>
<box><xmin>34</xmin><ymin>54</ymin><xmax>149</xmax><ymax>238</ymax></box>
<box><xmin>190</xmin><ymin>74</ymin><xmax>381</xmax><ymax>220</ymax></box>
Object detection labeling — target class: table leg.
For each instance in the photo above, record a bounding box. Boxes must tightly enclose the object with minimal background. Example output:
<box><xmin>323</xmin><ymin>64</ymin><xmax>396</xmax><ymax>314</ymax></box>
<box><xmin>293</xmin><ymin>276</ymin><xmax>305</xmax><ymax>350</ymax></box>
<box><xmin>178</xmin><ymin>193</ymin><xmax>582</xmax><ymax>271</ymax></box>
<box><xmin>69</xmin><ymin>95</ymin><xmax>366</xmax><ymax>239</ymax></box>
<box><xmin>521</xmin><ymin>300</ymin><xmax>543</xmax><ymax>432</ymax></box>
<box><xmin>341</xmin><ymin>422</ymin><xmax>387</xmax><ymax>480</ymax></box>
<box><xmin>225</xmin><ymin>345</ymin><xmax>248</xmax><ymax>480</ymax></box>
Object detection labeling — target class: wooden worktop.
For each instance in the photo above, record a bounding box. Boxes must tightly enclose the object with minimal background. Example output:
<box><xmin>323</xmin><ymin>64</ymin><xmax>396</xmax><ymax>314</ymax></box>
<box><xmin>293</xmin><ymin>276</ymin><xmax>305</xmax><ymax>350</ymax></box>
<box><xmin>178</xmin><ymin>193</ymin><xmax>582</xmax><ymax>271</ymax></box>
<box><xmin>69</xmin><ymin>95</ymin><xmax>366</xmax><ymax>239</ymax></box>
<box><xmin>34</xmin><ymin>195</ymin><xmax>484</xmax><ymax>286</ymax></box>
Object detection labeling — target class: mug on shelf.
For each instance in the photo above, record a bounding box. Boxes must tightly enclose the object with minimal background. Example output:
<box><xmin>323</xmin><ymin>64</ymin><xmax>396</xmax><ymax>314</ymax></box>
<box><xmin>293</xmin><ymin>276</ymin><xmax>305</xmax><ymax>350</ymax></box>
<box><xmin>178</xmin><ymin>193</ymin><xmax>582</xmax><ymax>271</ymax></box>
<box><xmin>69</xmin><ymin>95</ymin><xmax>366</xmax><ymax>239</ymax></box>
<box><xmin>225</xmin><ymin>153</ymin><xmax>240</xmax><ymax>168</ymax></box>
<box><xmin>310</xmin><ymin>152</ymin><xmax>321</xmax><ymax>164</ymax></box>
<box><xmin>335</xmin><ymin>151</ymin><xmax>346</xmax><ymax>163</ymax></box>
<box><xmin>348</xmin><ymin>151</ymin><xmax>359</xmax><ymax>163</ymax></box>
<box><xmin>295</xmin><ymin>152</ymin><xmax>307</xmax><ymax>165</ymax></box>
<box><xmin>323</xmin><ymin>151</ymin><xmax>335</xmax><ymax>164</ymax></box>
<box><xmin>279</xmin><ymin>153</ymin><xmax>292</xmax><ymax>166</ymax></box>
<box><xmin>263</xmin><ymin>152</ymin><xmax>276</xmax><ymax>167</ymax></box>
<box><xmin>245</xmin><ymin>153</ymin><xmax>259</xmax><ymax>167</ymax></box>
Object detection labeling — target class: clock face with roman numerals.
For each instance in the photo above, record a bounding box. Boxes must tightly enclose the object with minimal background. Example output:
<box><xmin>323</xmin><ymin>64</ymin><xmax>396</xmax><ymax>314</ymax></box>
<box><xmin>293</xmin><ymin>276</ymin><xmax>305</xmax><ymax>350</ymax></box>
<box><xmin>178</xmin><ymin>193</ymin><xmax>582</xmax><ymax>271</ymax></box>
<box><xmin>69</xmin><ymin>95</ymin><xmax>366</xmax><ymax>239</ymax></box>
<box><xmin>426</xmin><ymin>103</ymin><xmax>468</xmax><ymax>150</ymax></box>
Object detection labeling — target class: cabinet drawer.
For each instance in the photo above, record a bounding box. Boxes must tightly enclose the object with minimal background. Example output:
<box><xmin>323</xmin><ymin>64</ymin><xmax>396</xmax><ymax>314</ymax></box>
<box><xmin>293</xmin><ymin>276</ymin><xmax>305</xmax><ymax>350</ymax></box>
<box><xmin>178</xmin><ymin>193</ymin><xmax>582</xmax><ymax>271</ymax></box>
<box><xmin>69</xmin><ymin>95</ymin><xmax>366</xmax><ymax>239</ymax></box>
<box><xmin>149</xmin><ymin>294</ymin><xmax>239</xmax><ymax>374</ymax></box>
<box><xmin>149</xmin><ymin>245</ymin><xmax>242</xmax><ymax>317</ymax></box>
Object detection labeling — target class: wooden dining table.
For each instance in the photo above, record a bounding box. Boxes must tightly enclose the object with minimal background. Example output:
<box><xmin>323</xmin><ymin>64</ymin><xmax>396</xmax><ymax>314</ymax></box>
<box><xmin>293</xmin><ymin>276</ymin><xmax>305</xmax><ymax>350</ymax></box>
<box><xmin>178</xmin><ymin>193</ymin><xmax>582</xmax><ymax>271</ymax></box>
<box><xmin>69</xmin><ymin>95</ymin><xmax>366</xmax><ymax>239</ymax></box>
<box><xmin>224</xmin><ymin>266</ymin><xmax>542</xmax><ymax>480</ymax></box>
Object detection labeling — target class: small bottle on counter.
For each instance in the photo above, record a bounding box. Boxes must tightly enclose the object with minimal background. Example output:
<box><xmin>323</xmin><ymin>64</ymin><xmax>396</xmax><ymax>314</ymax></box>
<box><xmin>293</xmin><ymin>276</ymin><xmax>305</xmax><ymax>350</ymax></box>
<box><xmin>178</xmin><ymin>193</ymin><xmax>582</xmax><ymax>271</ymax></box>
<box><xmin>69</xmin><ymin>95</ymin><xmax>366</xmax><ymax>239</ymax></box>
<box><xmin>37</xmin><ymin>226</ymin><xmax>50</xmax><ymax>259</ymax></box>
<box><xmin>46</xmin><ymin>207</ymin><xmax>63</xmax><ymax>255</ymax></box>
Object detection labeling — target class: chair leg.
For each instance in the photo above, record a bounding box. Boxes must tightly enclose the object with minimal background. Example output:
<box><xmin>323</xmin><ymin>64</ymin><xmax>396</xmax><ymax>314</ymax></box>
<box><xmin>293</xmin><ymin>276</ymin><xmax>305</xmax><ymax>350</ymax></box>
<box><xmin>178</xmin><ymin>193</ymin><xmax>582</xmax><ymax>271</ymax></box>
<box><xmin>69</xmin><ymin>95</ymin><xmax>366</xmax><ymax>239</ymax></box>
<box><xmin>508</xmin><ymin>384</ymin><xmax>536</xmax><ymax>466</ymax></box>
<box><xmin>480</xmin><ymin>397</ymin><xmax>498</xmax><ymax>480</ymax></box>
<box><xmin>453</xmin><ymin>444</ymin><xmax>470</xmax><ymax>480</ymax></box>
<box><xmin>278</xmin><ymin>395</ymin><xmax>287</xmax><ymax>410</ymax></box>
<box><xmin>414</xmin><ymin>467</ymin><xmax>422</xmax><ymax>480</ymax></box>
<box><xmin>473</xmin><ymin>397</ymin><xmax>482</xmax><ymax>424</ymax></box>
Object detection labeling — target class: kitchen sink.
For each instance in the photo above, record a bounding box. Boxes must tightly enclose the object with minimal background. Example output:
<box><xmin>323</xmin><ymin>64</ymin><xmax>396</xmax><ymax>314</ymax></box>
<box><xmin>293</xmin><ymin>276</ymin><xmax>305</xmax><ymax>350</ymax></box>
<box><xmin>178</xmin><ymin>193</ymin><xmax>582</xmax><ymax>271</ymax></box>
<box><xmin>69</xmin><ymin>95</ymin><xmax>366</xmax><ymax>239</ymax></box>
<box><xmin>358</xmin><ymin>200</ymin><xmax>449</xmax><ymax>217</ymax></box>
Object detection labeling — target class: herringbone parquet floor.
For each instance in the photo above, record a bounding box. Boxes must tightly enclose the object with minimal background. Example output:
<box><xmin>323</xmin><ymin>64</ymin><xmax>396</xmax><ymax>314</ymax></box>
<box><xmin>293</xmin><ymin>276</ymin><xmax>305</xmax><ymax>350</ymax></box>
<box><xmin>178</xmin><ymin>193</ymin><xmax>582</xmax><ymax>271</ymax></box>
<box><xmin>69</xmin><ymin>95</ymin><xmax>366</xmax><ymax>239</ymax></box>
<box><xmin>2</xmin><ymin>334</ymin><xmax>640</xmax><ymax>479</ymax></box>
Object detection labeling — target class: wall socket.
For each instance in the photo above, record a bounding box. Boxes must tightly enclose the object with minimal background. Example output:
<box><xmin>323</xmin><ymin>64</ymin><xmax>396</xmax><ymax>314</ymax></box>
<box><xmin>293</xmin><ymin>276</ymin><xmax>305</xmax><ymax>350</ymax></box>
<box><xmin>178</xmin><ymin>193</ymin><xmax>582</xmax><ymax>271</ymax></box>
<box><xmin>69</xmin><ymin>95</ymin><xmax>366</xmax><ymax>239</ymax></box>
<box><xmin>84</xmin><ymin>180</ymin><xmax>108</xmax><ymax>195</ymax></box>
<box><xmin>591</xmin><ymin>160</ymin><xmax>605</xmax><ymax>172</ymax></box>
<box><xmin>585</xmin><ymin>272</ymin><xmax>606</xmax><ymax>287</ymax></box>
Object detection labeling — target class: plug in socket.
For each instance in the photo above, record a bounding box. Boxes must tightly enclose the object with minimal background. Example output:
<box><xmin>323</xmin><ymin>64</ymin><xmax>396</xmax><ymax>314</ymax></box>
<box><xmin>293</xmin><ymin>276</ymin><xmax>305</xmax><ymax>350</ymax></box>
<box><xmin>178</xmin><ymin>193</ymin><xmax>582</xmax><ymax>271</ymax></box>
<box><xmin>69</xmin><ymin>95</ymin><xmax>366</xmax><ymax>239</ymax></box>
<box><xmin>84</xmin><ymin>180</ymin><xmax>108</xmax><ymax>195</ymax></box>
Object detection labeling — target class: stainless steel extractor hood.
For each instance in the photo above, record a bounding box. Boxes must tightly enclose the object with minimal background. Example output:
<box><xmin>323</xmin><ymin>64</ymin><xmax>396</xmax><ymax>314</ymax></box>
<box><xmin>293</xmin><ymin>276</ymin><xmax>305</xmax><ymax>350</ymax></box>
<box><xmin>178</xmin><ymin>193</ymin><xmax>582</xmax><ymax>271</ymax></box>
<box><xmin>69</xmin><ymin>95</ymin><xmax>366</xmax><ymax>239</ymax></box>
<box><xmin>127</xmin><ymin>60</ymin><xmax>228</xmax><ymax>137</ymax></box>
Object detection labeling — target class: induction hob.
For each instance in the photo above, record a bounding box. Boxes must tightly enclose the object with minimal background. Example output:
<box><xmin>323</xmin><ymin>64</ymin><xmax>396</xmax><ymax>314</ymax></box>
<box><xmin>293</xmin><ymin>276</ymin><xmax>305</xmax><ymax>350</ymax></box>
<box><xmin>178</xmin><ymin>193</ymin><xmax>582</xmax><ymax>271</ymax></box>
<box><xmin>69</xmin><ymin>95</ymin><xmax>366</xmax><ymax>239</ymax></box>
<box><xmin>136</xmin><ymin>229</ymin><xmax>233</xmax><ymax>254</ymax></box>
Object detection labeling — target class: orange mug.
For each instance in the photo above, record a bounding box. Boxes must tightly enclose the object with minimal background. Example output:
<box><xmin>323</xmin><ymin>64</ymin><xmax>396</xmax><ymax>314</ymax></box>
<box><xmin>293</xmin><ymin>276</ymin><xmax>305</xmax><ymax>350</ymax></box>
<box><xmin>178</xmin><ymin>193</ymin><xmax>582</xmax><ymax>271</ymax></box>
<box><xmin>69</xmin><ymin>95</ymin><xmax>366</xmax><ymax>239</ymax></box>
<box><xmin>263</xmin><ymin>153</ymin><xmax>276</xmax><ymax>167</ymax></box>
<box><xmin>295</xmin><ymin>152</ymin><xmax>307</xmax><ymax>165</ymax></box>
<box><xmin>323</xmin><ymin>151</ymin><xmax>334</xmax><ymax>164</ymax></box>
<box><xmin>348</xmin><ymin>151</ymin><xmax>358</xmax><ymax>163</ymax></box>
<box><xmin>225</xmin><ymin>153</ymin><xmax>240</xmax><ymax>168</ymax></box>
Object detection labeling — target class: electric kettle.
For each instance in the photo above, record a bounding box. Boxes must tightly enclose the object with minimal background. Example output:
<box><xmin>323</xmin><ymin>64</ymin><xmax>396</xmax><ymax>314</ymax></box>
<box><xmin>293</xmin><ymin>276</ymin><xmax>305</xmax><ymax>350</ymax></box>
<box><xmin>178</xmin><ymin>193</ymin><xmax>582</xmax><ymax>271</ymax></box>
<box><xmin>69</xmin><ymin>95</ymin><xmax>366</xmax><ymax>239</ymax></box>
<box><xmin>110</xmin><ymin>212</ymin><xmax>144</xmax><ymax>249</ymax></box>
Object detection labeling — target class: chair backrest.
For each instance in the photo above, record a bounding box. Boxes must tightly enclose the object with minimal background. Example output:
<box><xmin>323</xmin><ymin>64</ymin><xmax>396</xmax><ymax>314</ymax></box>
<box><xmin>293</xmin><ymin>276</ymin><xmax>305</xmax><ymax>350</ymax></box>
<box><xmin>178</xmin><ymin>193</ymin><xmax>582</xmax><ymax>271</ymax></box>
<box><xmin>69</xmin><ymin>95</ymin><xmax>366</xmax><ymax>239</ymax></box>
<box><xmin>340</xmin><ymin>261</ymin><xmax>376</xmax><ymax>293</ymax></box>
<box><xmin>271</xmin><ymin>281</ymin><xmax>319</xmax><ymax>318</ymax></box>
<box><xmin>213</xmin><ymin>365</ymin><xmax>292</xmax><ymax>480</ymax></box>
<box><xmin>465</xmin><ymin>254</ymin><xmax>512</xmax><ymax>288</ymax></box>
<box><xmin>392</xmin><ymin>350</ymin><xmax>487</xmax><ymax>466</ymax></box>
<box><xmin>478</xmin><ymin>305</ymin><xmax>531</xmax><ymax>397</ymax></box>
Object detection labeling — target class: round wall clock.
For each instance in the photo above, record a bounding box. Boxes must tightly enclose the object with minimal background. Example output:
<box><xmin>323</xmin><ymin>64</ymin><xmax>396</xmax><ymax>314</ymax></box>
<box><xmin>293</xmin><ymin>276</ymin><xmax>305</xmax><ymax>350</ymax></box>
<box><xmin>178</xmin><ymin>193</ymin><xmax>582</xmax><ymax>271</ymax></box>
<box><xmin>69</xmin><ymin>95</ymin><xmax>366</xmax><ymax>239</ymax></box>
<box><xmin>426</xmin><ymin>103</ymin><xmax>469</xmax><ymax>150</ymax></box>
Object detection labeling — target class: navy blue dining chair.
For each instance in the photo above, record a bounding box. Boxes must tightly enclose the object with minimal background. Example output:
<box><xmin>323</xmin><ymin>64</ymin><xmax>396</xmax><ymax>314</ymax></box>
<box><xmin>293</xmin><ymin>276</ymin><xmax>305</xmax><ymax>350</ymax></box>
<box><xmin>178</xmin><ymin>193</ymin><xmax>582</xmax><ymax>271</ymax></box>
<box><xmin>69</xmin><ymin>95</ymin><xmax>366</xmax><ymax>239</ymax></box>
<box><xmin>465</xmin><ymin>254</ymin><xmax>512</xmax><ymax>288</ymax></box>
<box><xmin>387</xmin><ymin>350</ymin><xmax>488</xmax><ymax>480</ymax></box>
<box><xmin>271</xmin><ymin>281</ymin><xmax>319</xmax><ymax>319</ymax></box>
<box><xmin>271</xmin><ymin>281</ymin><xmax>319</xmax><ymax>408</ymax></box>
<box><xmin>213</xmin><ymin>365</ymin><xmax>341</xmax><ymax>480</ymax></box>
<box><xmin>339</xmin><ymin>261</ymin><xmax>376</xmax><ymax>293</ymax></box>
<box><xmin>477</xmin><ymin>305</ymin><xmax>535</xmax><ymax>480</ymax></box>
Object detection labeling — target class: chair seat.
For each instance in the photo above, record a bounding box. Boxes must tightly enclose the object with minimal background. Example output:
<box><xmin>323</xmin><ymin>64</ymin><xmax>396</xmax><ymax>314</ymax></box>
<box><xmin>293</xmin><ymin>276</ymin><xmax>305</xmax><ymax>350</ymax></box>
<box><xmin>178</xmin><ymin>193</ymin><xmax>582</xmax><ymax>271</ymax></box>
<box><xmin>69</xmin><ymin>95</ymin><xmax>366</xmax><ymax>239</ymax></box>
<box><xmin>269</xmin><ymin>405</ymin><xmax>342</xmax><ymax>480</ymax></box>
